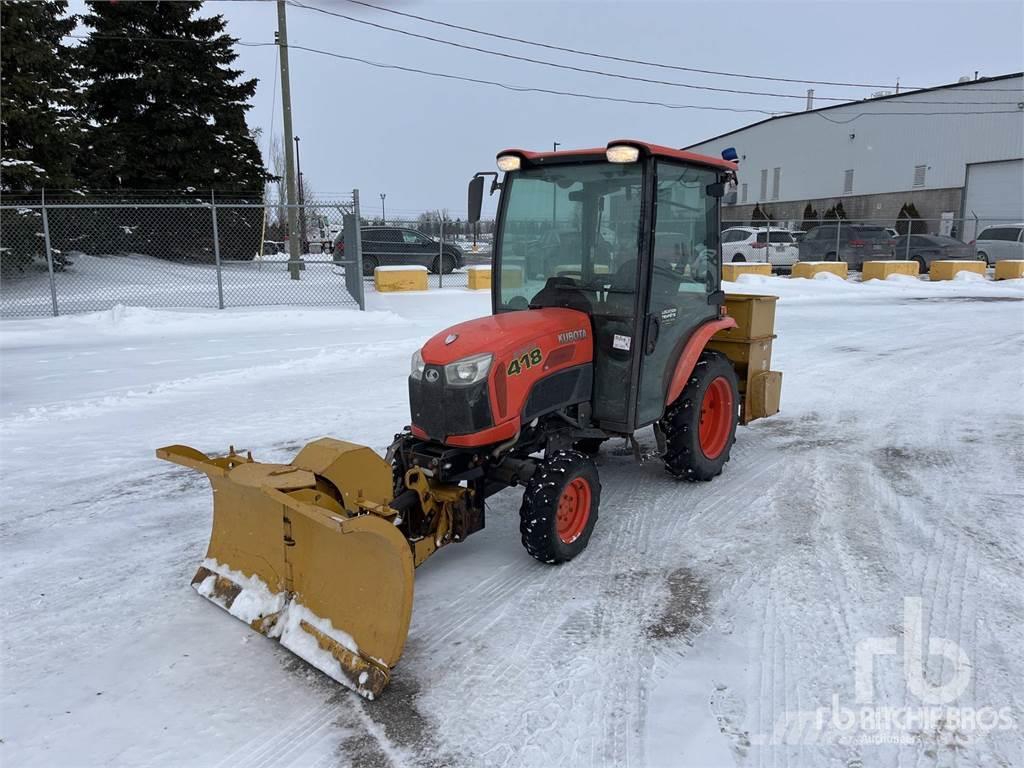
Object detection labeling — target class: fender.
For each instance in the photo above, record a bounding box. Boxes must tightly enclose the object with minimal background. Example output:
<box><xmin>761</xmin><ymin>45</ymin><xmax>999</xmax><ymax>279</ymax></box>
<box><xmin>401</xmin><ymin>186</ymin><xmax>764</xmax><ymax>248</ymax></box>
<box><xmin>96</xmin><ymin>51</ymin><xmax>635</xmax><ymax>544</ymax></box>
<box><xmin>664</xmin><ymin>317</ymin><xmax>738</xmax><ymax>407</ymax></box>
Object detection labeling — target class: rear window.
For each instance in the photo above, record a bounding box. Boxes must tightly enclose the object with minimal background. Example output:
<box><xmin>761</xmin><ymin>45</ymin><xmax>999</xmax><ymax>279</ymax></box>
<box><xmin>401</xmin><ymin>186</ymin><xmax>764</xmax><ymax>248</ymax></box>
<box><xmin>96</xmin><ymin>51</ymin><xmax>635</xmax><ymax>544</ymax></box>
<box><xmin>979</xmin><ymin>227</ymin><xmax>1022</xmax><ymax>241</ymax></box>
<box><xmin>755</xmin><ymin>231</ymin><xmax>794</xmax><ymax>243</ymax></box>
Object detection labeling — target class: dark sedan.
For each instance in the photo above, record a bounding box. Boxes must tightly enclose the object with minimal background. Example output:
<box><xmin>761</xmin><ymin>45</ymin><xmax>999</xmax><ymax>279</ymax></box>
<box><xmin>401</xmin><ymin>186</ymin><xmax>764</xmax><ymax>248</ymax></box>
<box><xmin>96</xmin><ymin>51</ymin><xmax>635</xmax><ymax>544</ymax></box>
<box><xmin>891</xmin><ymin>234</ymin><xmax>974</xmax><ymax>274</ymax></box>
<box><xmin>334</xmin><ymin>226</ymin><xmax>465</xmax><ymax>276</ymax></box>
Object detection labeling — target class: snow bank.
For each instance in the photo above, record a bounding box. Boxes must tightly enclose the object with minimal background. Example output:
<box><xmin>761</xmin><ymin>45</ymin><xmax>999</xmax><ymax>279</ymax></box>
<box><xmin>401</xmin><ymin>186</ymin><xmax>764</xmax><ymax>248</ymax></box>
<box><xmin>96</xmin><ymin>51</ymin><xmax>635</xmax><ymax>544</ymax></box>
<box><xmin>194</xmin><ymin>558</ymin><xmax>285</xmax><ymax>625</ymax></box>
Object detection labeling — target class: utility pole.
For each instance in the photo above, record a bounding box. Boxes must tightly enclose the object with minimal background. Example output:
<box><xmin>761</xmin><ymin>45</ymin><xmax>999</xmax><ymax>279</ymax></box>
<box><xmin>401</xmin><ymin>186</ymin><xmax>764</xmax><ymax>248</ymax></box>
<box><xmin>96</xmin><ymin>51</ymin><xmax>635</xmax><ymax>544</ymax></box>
<box><xmin>277</xmin><ymin>0</ymin><xmax>301</xmax><ymax>279</ymax></box>
<box><xmin>295</xmin><ymin>135</ymin><xmax>306</xmax><ymax>253</ymax></box>
<box><xmin>379</xmin><ymin>193</ymin><xmax>386</xmax><ymax>222</ymax></box>
<box><xmin>551</xmin><ymin>141</ymin><xmax>560</xmax><ymax>225</ymax></box>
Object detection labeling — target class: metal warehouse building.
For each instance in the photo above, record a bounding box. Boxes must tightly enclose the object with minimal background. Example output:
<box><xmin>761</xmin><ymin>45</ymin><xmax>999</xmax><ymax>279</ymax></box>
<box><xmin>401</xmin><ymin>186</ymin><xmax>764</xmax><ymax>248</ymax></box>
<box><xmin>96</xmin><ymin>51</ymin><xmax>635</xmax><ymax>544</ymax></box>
<box><xmin>686</xmin><ymin>72</ymin><xmax>1023</xmax><ymax>241</ymax></box>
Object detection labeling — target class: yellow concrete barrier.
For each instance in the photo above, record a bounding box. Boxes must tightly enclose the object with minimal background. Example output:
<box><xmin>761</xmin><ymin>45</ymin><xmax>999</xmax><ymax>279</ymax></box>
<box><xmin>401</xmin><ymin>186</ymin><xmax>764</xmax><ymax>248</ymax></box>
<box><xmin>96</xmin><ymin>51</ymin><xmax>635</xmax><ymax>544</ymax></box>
<box><xmin>994</xmin><ymin>260</ymin><xmax>1024</xmax><ymax>280</ymax></box>
<box><xmin>791</xmin><ymin>261</ymin><xmax>848</xmax><ymax>279</ymax></box>
<box><xmin>501</xmin><ymin>266</ymin><xmax>524</xmax><ymax>289</ymax></box>
<box><xmin>928</xmin><ymin>260</ymin><xmax>987</xmax><ymax>281</ymax></box>
<box><xmin>466</xmin><ymin>265</ymin><xmax>492</xmax><ymax>290</ymax></box>
<box><xmin>374</xmin><ymin>265</ymin><xmax>428</xmax><ymax>292</ymax></box>
<box><xmin>723</xmin><ymin>262</ymin><xmax>772</xmax><ymax>281</ymax></box>
<box><xmin>861</xmin><ymin>260</ymin><xmax>919</xmax><ymax>280</ymax></box>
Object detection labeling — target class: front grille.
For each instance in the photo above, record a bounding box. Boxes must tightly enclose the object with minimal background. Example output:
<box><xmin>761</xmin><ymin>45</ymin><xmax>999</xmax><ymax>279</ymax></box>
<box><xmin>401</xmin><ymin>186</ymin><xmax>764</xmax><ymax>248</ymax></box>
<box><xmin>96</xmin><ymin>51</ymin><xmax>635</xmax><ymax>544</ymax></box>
<box><xmin>409</xmin><ymin>367</ymin><xmax>493</xmax><ymax>441</ymax></box>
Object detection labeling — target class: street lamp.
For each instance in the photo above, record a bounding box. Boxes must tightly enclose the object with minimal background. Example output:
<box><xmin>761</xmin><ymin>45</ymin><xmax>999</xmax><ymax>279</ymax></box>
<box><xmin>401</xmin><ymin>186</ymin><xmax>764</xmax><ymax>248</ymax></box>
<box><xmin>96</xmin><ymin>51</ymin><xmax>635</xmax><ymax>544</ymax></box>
<box><xmin>294</xmin><ymin>135</ymin><xmax>306</xmax><ymax>253</ymax></box>
<box><xmin>380</xmin><ymin>193</ymin><xmax>386</xmax><ymax>222</ymax></box>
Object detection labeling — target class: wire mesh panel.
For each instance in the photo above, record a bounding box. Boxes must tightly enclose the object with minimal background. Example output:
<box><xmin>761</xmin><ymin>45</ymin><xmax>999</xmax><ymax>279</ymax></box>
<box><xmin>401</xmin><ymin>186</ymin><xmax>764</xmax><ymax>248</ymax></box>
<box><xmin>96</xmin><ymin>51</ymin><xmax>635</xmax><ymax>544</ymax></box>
<box><xmin>0</xmin><ymin>205</ymin><xmax>55</xmax><ymax>318</ymax></box>
<box><xmin>357</xmin><ymin>213</ymin><xmax>493</xmax><ymax>291</ymax></box>
<box><xmin>218</xmin><ymin>201</ymin><xmax>361</xmax><ymax>309</ymax></box>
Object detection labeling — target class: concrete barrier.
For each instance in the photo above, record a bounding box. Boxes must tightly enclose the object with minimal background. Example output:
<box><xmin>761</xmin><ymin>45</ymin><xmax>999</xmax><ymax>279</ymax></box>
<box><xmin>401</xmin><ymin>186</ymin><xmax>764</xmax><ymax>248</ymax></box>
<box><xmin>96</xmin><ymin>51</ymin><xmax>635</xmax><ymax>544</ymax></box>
<box><xmin>501</xmin><ymin>266</ymin><xmax>524</xmax><ymax>289</ymax></box>
<box><xmin>994</xmin><ymin>260</ymin><xmax>1024</xmax><ymax>280</ymax></box>
<box><xmin>861</xmin><ymin>260</ymin><xmax>919</xmax><ymax>280</ymax></box>
<box><xmin>723</xmin><ymin>262</ymin><xmax>772</xmax><ymax>281</ymax></box>
<box><xmin>791</xmin><ymin>261</ymin><xmax>849</xmax><ymax>279</ymax></box>
<box><xmin>466</xmin><ymin>265</ymin><xmax>492</xmax><ymax>290</ymax></box>
<box><xmin>928</xmin><ymin>260</ymin><xmax>987</xmax><ymax>281</ymax></box>
<box><xmin>374</xmin><ymin>265</ymin><xmax>428</xmax><ymax>292</ymax></box>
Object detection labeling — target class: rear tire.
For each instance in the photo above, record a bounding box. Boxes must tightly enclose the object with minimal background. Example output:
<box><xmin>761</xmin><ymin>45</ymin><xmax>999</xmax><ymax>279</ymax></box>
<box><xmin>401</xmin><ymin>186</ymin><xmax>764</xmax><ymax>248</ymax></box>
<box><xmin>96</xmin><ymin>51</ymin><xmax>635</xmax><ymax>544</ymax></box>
<box><xmin>661</xmin><ymin>351</ymin><xmax>739</xmax><ymax>481</ymax></box>
<box><xmin>733</xmin><ymin>254</ymin><xmax>746</xmax><ymax>262</ymax></box>
<box><xmin>825</xmin><ymin>251</ymin><xmax>838</xmax><ymax>261</ymax></box>
<box><xmin>520</xmin><ymin>450</ymin><xmax>600</xmax><ymax>564</ymax></box>
<box><xmin>913</xmin><ymin>256</ymin><xmax>928</xmax><ymax>274</ymax></box>
<box><xmin>432</xmin><ymin>254</ymin><xmax>455</xmax><ymax>274</ymax></box>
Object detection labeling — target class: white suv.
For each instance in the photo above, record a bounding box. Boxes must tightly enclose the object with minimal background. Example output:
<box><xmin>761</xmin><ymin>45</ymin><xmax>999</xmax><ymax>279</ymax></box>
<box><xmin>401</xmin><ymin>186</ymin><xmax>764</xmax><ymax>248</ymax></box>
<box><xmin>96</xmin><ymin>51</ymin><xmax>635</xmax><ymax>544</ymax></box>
<box><xmin>973</xmin><ymin>224</ymin><xmax>1023</xmax><ymax>265</ymax></box>
<box><xmin>721</xmin><ymin>227</ymin><xmax>799</xmax><ymax>267</ymax></box>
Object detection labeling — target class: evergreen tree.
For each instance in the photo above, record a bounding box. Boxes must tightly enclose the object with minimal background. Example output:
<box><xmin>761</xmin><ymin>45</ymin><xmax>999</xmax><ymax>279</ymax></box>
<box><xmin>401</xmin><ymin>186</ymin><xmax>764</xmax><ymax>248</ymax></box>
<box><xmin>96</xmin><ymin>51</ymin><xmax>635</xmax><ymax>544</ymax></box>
<box><xmin>750</xmin><ymin>203</ymin><xmax>767</xmax><ymax>225</ymax></box>
<box><xmin>800</xmin><ymin>203</ymin><xmax>819</xmax><ymax>231</ymax></box>
<box><xmin>835</xmin><ymin>201</ymin><xmax>847</xmax><ymax>220</ymax></box>
<box><xmin>823</xmin><ymin>205</ymin><xmax>837</xmax><ymax>220</ymax></box>
<box><xmin>0</xmin><ymin>1</ymin><xmax>80</xmax><ymax>194</ymax></box>
<box><xmin>77</xmin><ymin>1</ymin><xmax>266</xmax><ymax>194</ymax></box>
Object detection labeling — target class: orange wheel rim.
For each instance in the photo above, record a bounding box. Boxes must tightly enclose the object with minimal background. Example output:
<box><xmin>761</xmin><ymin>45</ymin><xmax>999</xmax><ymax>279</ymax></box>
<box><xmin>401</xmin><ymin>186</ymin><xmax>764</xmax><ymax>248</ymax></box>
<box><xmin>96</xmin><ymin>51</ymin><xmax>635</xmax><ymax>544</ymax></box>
<box><xmin>556</xmin><ymin>477</ymin><xmax>591</xmax><ymax>544</ymax></box>
<box><xmin>699</xmin><ymin>376</ymin><xmax>734</xmax><ymax>459</ymax></box>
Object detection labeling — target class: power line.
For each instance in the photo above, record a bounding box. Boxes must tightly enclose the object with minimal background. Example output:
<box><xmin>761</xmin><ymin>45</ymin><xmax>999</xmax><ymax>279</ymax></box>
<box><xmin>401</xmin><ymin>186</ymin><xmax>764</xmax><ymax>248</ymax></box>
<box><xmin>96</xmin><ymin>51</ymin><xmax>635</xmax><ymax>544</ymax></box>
<box><xmin>61</xmin><ymin>31</ymin><xmax>1024</xmax><ymax>117</ymax></box>
<box><xmin>286</xmin><ymin>42</ymin><xmax>1022</xmax><ymax>120</ymax></box>
<box><xmin>286</xmin><ymin>1</ymin><xmax>1022</xmax><ymax>106</ymax></box>
<box><xmin>332</xmin><ymin>0</ymin><xmax>1024</xmax><ymax>93</ymax></box>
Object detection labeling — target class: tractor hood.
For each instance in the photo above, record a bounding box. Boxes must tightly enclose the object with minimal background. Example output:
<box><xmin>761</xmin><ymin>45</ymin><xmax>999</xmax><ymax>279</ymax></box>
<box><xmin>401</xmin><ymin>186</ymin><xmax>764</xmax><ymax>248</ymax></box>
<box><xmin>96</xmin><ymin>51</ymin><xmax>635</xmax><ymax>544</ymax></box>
<box><xmin>420</xmin><ymin>307</ymin><xmax>592</xmax><ymax>366</ymax></box>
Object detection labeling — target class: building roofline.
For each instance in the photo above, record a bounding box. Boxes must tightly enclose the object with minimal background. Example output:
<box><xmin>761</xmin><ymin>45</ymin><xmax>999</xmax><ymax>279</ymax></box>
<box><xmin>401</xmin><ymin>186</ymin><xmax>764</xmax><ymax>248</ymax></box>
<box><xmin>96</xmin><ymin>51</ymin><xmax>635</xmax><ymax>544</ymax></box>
<box><xmin>682</xmin><ymin>71</ymin><xmax>1023</xmax><ymax>149</ymax></box>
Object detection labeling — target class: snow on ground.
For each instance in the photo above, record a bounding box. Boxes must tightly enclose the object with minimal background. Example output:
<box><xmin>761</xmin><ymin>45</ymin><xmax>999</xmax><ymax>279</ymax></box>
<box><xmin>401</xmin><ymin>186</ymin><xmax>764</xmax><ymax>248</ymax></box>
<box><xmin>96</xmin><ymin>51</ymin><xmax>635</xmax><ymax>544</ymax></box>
<box><xmin>1</xmin><ymin>275</ymin><xmax>1023</xmax><ymax>767</ymax></box>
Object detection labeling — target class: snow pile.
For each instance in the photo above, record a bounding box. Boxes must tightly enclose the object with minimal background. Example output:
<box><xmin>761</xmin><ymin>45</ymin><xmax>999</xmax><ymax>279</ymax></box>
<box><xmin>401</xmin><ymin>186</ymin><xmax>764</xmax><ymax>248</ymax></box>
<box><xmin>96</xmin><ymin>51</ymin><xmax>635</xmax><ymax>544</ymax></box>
<box><xmin>193</xmin><ymin>558</ymin><xmax>286</xmax><ymax>624</ymax></box>
<box><xmin>278</xmin><ymin>601</ymin><xmax>370</xmax><ymax>697</ymax></box>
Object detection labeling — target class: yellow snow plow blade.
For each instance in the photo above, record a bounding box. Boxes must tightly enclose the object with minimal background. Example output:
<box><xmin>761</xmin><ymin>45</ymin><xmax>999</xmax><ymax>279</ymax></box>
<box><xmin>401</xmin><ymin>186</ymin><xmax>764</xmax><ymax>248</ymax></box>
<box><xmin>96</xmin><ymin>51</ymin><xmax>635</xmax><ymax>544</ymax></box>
<box><xmin>156</xmin><ymin>439</ymin><xmax>414</xmax><ymax>700</ymax></box>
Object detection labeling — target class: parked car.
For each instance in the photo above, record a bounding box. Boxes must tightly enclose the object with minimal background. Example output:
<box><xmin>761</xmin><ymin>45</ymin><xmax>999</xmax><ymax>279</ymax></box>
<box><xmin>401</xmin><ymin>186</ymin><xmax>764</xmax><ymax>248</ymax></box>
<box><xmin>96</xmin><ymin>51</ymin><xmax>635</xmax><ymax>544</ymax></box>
<box><xmin>721</xmin><ymin>227</ymin><xmax>799</xmax><ymax>268</ymax></box>
<box><xmin>333</xmin><ymin>226</ymin><xmax>465</xmax><ymax>276</ymax></box>
<box><xmin>972</xmin><ymin>223</ymin><xmax>1023</xmax><ymax>265</ymax></box>
<box><xmin>891</xmin><ymin>234</ymin><xmax>974</xmax><ymax>274</ymax></box>
<box><xmin>797</xmin><ymin>224</ymin><xmax>895</xmax><ymax>269</ymax></box>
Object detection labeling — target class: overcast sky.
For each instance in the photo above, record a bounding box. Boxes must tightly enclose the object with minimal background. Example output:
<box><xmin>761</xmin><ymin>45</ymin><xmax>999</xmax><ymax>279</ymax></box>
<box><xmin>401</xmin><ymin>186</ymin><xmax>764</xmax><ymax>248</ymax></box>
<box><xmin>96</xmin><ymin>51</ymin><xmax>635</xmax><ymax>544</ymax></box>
<box><xmin>76</xmin><ymin>1</ymin><xmax>1024</xmax><ymax>216</ymax></box>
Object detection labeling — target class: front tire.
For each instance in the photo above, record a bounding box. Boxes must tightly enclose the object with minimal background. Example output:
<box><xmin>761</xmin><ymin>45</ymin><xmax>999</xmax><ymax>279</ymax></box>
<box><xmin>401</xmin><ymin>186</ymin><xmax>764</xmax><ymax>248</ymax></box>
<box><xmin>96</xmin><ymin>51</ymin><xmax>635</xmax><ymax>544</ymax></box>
<box><xmin>977</xmin><ymin>251</ymin><xmax>988</xmax><ymax>266</ymax></box>
<box><xmin>362</xmin><ymin>255</ymin><xmax>379</xmax><ymax>277</ymax></box>
<box><xmin>520</xmin><ymin>450</ymin><xmax>600</xmax><ymax>563</ymax></box>
<box><xmin>432</xmin><ymin>254</ymin><xmax>456</xmax><ymax>274</ymax></box>
<box><xmin>913</xmin><ymin>256</ymin><xmax>928</xmax><ymax>274</ymax></box>
<box><xmin>661</xmin><ymin>351</ymin><xmax>739</xmax><ymax>481</ymax></box>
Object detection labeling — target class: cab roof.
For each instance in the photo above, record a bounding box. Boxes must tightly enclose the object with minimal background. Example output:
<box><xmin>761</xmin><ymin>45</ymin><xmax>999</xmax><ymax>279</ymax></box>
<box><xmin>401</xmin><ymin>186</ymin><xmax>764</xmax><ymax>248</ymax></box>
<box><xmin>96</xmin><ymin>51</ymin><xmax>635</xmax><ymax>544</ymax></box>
<box><xmin>497</xmin><ymin>139</ymin><xmax>737</xmax><ymax>172</ymax></box>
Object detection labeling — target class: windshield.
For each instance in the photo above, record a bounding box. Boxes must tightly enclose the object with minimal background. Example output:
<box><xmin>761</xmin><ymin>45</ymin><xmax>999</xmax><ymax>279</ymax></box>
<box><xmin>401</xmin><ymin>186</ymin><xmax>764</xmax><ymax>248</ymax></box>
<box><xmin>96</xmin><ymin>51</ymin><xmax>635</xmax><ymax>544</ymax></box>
<box><xmin>496</xmin><ymin>162</ymin><xmax>643</xmax><ymax>311</ymax></box>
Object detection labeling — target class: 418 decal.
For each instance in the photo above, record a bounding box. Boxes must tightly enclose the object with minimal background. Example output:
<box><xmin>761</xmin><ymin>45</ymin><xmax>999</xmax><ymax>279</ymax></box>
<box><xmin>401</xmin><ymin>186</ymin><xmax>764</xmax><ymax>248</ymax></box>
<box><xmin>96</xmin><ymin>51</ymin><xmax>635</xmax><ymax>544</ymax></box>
<box><xmin>506</xmin><ymin>347</ymin><xmax>542</xmax><ymax>376</ymax></box>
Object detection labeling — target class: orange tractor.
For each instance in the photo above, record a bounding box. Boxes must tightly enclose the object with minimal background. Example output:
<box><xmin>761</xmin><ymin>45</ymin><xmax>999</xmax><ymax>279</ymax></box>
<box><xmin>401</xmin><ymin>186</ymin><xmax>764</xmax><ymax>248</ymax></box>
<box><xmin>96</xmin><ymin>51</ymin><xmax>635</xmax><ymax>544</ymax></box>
<box><xmin>159</xmin><ymin>140</ymin><xmax>781</xmax><ymax>698</ymax></box>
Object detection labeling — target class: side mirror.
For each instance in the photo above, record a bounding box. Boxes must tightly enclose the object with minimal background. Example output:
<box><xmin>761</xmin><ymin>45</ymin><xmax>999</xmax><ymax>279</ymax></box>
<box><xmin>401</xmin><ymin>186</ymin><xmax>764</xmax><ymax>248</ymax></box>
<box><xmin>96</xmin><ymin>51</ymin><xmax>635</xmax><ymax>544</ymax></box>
<box><xmin>468</xmin><ymin>176</ymin><xmax>484</xmax><ymax>223</ymax></box>
<box><xmin>707</xmin><ymin>289</ymin><xmax>725</xmax><ymax>306</ymax></box>
<box><xmin>705</xmin><ymin>182</ymin><xmax>725</xmax><ymax>199</ymax></box>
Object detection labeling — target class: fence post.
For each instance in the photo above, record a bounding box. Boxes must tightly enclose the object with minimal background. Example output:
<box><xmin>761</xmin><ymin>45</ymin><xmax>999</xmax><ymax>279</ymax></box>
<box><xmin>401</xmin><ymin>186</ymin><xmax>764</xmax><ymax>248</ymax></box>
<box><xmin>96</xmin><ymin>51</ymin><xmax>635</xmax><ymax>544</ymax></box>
<box><xmin>40</xmin><ymin>189</ymin><xmax>59</xmax><ymax>317</ymax></box>
<box><xmin>905</xmin><ymin>224</ymin><xmax>912</xmax><ymax>260</ymax></box>
<box><xmin>438</xmin><ymin>213</ymin><xmax>445</xmax><ymax>288</ymax></box>
<box><xmin>835</xmin><ymin>218</ymin><xmax>842</xmax><ymax>261</ymax></box>
<box><xmin>352</xmin><ymin>189</ymin><xmax>365</xmax><ymax>310</ymax></box>
<box><xmin>210</xmin><ymin>191</ymin><xmax>225</xmax><ymax>310</ymax></box>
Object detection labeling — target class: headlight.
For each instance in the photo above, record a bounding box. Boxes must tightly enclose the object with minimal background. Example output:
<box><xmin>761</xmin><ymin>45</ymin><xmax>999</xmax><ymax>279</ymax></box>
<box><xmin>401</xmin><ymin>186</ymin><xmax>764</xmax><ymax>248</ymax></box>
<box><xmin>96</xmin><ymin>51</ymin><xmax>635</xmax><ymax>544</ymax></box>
<box><xmin>444</xmin><ymin>353</ymin><xmax>493</xmax><ymax>386</ymax></box>
<box><xmin>410</xmin><ymin>349</ymin><xmax>425</xmax><ymax>379</ymax></box>
<box><xmin>606</xmin><ymin>144</ymin><xmax>640</xmax><ymax>163</ymax></box>
<box><xmin>496</xmin><ymin>154</ymin><xmax>521</xmax><ymax>172</ymax></box>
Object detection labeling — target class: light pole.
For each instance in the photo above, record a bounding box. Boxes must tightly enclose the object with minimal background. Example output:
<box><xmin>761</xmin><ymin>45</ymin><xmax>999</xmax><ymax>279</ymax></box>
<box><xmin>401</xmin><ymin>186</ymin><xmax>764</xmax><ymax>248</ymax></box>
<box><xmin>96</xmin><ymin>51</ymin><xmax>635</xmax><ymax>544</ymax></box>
<box><xmin>551</xmin><ymin>141</ymin><xmax>560</xmax><ymax>224</ymax></box>
<box><xmin>294</xmin><ymin>135</ymin><xmax>306</xmax><ymax>253</ymax></box>
<box><xmin>380</xmin><ymin>193</ymin><xmax>386</xmax><ymax>222</ymax></box>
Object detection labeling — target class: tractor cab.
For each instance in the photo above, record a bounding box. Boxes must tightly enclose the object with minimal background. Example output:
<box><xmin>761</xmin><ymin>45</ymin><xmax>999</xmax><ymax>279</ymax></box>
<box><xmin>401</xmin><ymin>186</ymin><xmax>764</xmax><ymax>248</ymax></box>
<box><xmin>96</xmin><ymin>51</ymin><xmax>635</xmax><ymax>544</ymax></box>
<box><xmin>470</xmin><ymin>140</ymin><xmax>734</xmax><ymax>434</ymax></box>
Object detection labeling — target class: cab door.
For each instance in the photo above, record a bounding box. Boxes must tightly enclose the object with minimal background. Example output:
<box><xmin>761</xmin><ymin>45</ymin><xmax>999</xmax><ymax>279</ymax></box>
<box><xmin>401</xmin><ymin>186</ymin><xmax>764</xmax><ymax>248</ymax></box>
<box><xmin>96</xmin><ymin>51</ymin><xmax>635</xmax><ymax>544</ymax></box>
<box><xmin>635</xmin><ymin>161</ymin><xmax>722</xmax><ymax>427</ymax></box>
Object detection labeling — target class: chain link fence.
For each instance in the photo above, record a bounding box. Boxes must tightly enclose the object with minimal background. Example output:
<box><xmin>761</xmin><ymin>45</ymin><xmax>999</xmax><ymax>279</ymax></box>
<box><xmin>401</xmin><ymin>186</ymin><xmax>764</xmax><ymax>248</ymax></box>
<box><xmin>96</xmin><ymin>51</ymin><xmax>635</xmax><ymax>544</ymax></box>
<box><xmin>1</xmin><ymin>195</ymin><xmax>366</xmax><ymax>317</ymax></box>
<box><xmin>355</xmin><ymin>212</ymin><xmax>494</xmax><ymax>289</ymax></box>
